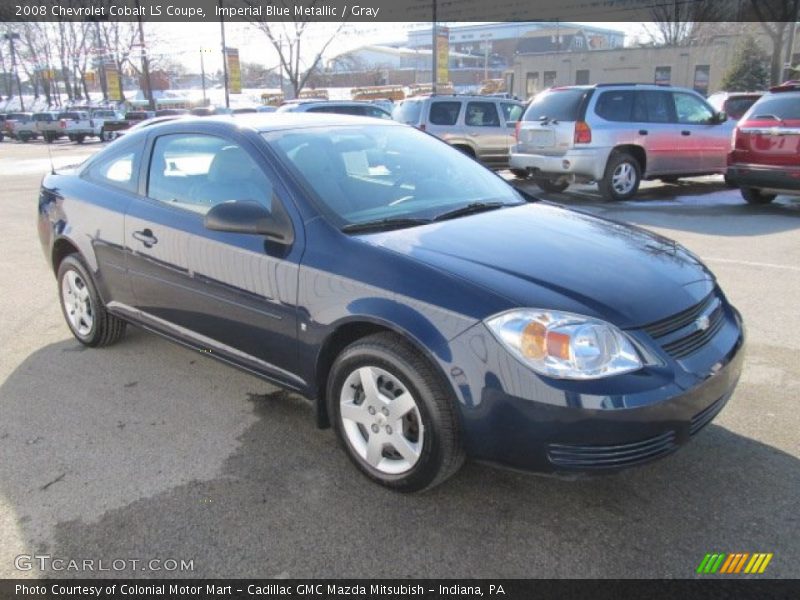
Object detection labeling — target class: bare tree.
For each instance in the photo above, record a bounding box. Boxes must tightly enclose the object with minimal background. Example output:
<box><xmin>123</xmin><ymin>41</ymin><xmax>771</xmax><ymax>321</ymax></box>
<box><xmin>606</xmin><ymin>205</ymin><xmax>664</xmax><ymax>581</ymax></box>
<box><xmin>98</xmin><ymin>21</ymin><xmax>139</xmax><ymax>101</ymax></box>
<box><xmin>750</xmin><ymin>0</ymin><xmax>800</xmax><ymax>85</ymax></box>
<box><xmin>246</xmin><ymin>2</ymin><xmax>345</xmax><ymax>97</ymax></box>
<box><xmin>645</xmin><ymin>0</ymin><xmax>724</xmax><ymax>46</ymax></box>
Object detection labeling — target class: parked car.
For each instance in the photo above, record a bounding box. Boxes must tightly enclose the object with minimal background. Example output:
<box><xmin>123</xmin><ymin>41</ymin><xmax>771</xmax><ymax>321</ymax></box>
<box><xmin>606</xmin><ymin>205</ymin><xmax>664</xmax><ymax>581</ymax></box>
<box><xmin>726</xmin><ymin>81</ymin><xmax>800</xmax><ymax>204</ymax></box>
<box><xmin>510</xmin><ymin>84</ymin><xmax>733</xmax><ymax>200</ymax></box>
<box><xmin>38</xmin><ymin>114</ymin><xmax>745</xmax><ymax>491</ymax></box>
<box><xmin>91</xmin><ymin>109</ymin><xmax>125</xmax><ymax>141</ymax></box>
<box><xmin>707</xmin><ymin>91</ymin><xmax>763</xmax><ymax>121</ymax></box>
<box><xmin>55</xmin><ymin>111</ymin><xmax>100</xmax><ymax>143</ymax></box>
<box><xmin>4</xmin><ymin>112</ymin><xmax>33</xmax><ymax>141</ymax></box>
<box><xmin>392</xmin><ymin>94</ymin><xmax>524</xmax><ymax>170</ymax></box>
<box><xmin>0</xmin><ymin>114</ymin><xmax>6</xmax><ymax>141</ymax></box>
<box><xmin>155</xmin><ymin>108</ymin><xmax>190</xmax><ymax>117</ymax></box>
<box><xmin>278</xmin><ymin>100</ymin><xmax>392</xmax><ymax>121</ymax></box>
<box><xmin>256</xmin><ymin>105</ymin><xmax>277</xmax><ymax>113</ymax></box>
<box><xmin>29</xmin><ymin>111</ymin><xmax>63</xmax><ymax>144</ymax></box>
<box><xmin>101</xmin><ymin>111</ymin><xmax>155</xmax><ymax>139</ymax></box>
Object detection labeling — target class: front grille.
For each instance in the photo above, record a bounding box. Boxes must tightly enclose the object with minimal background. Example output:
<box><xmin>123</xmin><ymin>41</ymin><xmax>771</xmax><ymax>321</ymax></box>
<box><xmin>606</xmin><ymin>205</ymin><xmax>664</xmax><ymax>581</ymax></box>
<box><xmin>547</xmin><ymin>431</ymin><xmax>677</xmax><ymax>469</ymax></box>
<box><xmin>690</xmin><ymin>393</ymin><xmax>729</xmax><ymax>436</ymax></box>
<box><xmin>642</xmin><ymin>291</ymin><xmax>725</xmax><ymax>359</ymax></box>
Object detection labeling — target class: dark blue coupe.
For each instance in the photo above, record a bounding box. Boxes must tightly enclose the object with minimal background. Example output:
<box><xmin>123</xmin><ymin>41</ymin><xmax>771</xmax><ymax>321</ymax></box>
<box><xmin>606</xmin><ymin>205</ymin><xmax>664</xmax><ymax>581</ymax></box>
<box><xmin>38</xmin><ymin>114</ymin><xmax>744</xmax><ymax>491</ymax></box>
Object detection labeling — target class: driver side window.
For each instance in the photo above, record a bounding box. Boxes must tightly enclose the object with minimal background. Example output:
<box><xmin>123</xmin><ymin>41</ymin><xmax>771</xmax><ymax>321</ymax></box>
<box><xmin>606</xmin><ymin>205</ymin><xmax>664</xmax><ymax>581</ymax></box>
<box><xmin>147</xmin><ymin>134</ymin><xmax>273</xmax><ymax>214</ymax></box>
<box><xmin>672</xmin><ymin>93</ymin><xmax>714</xmax><ymax>124</ymax></box>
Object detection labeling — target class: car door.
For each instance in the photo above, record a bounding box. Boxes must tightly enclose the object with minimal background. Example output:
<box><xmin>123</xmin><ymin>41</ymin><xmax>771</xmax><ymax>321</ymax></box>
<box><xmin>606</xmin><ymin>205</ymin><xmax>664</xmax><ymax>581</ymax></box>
<box><xmin>671</xmin><ymin>91</ymin><xmax>727</xmax><ymax>173</ymax></box>
<box><xmin>630</xmin><ymin>90</ymin><xmax>681</xmax><ymax>176</ymax></box>
<box><xmin>464</xmin><ymin>100</ymin><xmax>507</xmax><ymax>167</ymax></box>
<box><xmin>124</xmin><ymin>130</ymin><xmax>304</xmax><ymax>387</ymax></box>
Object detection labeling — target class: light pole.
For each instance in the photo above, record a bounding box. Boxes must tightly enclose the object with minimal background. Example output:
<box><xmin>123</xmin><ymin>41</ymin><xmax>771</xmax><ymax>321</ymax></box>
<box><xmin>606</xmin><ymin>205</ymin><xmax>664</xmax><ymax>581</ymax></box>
<box><xmin>431</xmin><ymin>1</ymin><xmax>437</xmax><ymax>93</ymax></box>
<box><xmin>134</xmin><ymin>0</ymin><xmax>155</xmax><ymax>111</ymax></box>
<box><xmin>219</xmin><ymin>0</ymin><xmax>230</xmax><ymax>108</ymax></box>
<box><xmin>199</xmin><ymin>47</ymin><xmax>211</xmax><ymax>105</ymax></box>
<box><xmin>4</xmin><ymin>32</ymin><xmax>24</xmax><ymax>111</ymax></box>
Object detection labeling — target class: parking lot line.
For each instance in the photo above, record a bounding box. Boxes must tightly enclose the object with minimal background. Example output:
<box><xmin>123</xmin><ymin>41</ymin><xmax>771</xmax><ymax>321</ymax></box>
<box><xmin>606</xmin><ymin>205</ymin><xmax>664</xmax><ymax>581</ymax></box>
<box><xmin>704</xmin><ymin>257</ymin><xmax>800</xmax><ymax>273</ymax></box>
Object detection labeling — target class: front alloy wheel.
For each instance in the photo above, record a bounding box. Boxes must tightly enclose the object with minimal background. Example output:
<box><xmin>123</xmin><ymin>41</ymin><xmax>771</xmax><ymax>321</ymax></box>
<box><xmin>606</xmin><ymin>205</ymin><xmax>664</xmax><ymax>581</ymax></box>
<box><xmin>328</xmin><ymin>333</ymin><xmax>464</xmax><ymax>492</ymax></box>
<box><xmin>340</xmin><ymin>366</ymin><xmax>423</xmax><ymax>474</ymax></box>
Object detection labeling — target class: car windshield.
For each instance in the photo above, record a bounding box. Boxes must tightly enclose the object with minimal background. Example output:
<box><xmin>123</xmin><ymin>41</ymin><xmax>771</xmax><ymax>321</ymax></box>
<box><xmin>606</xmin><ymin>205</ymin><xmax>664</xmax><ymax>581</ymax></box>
<box><xmin>391</xmin><ymin>100</ymin><xmax>423</xmax><ymax>124</ymax></box>
<box><xmin>523</xmin><ymin>88</ymin><xmax>589</xmax><ymax>122</ymax></box>
<box><xmin>745</xmin><ymin>94</ymin><xmax>800</xmax><ymax>120</ymax></box>
<box><xmin>264</xmin><ymin>124</ymin><xmax>524</xmax><ymax>228</ymax></box>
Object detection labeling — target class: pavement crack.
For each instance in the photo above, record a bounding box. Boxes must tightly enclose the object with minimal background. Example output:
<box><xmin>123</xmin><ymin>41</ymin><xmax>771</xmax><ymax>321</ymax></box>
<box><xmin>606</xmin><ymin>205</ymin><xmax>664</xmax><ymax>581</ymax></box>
<box><xmin>41</xmin><ymin>472</ymin><xmax>66</xmax><ymax>491</ymax></box>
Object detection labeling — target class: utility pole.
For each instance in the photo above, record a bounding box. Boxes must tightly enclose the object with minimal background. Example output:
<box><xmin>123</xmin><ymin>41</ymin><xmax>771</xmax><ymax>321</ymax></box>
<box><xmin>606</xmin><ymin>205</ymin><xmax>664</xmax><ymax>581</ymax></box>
<box><xmin>484</xmin><ymin>41</ymin><xmax>489</xmax><ymax>81</ymax></box>
<box><xmin>783</xmin><ymin>6</ymin><xmax>799</xmax><ymax>82</ymax></box>
<box><xmin>199</xmin><ymin>47</ymin><xmax>210</xmax><ymax>105</ymax></box>
<box><xmin>135</xmin><ymin>0</ymin><xmax>155</xmax><ymax>111</ymax></box>
<box><xmin>431</xmin><ymin>1</ymin><xmax>437</xmax><ymax>93</ymax></box>
<box><xmin>4</xmin><ymin>32</ymin><xmax>24</xmax><ymax>111</ymax></box>
<box><xmin>219</xmin><ymin>0</ymin><xmax>230</xmax><ymax>108</ymax></box>
<box><xmin>93</xmin><ymin>20</ymin><xmax>108</xmax><ymax>102</ymax></box>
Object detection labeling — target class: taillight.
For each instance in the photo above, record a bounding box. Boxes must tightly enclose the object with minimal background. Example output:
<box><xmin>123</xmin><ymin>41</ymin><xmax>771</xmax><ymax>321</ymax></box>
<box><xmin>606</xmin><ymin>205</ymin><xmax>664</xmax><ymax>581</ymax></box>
<box><xmin>59</xmin><ymin>120</ymin><xmax>66</xmax><ymax>128</ymax></box>
<box><xmin>514</xmin><ymin>120</ymin><xmax>522</xmax><ymax>142</ymax></box>
<box><xmin>574</xmin><ymin>121</ymin><xmax>591</xmax><ymax>144</ymax></box>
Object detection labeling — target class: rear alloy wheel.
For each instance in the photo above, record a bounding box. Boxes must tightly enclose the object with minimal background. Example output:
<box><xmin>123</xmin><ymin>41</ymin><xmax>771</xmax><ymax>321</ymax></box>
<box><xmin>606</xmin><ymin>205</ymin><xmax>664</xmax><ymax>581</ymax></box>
<box><xmin>328</xmin><ymin>333</ymin><xmax>464</xmax><ymax>492</ymax></box>
<box><xmin>57</xmin><ymin>255</ymin><xmax>126</xmax><ymax>347</ymax></box>
<box><xmin>740</xmin><ymin>187</ymin><xmax>776</xmax><ymax>205</ymax></box>
<box><xmin>535</xmin><ymin>177</ymin><xmax>570</xmax><ymax>193</ymax></box>
<box><xmin>599</xmin><ymin>151</ymin><xmax>641</xmax><ymax>201</ymax></box>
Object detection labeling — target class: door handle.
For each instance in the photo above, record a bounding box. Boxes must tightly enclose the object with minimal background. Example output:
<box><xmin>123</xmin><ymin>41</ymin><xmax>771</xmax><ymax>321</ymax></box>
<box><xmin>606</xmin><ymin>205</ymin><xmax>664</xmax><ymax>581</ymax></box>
<box><xmin>132</xmin><ymin>229</ymin><xmax>158</xmax><ymax>248</ymax></box>
<box><xmin>681</xmin><ymin>130</ymin><xmax>691</xmax><ymax>136</ymax></box>
<box><xmin>638</xmin><ymin>129</ymin><xmax>648</xmax><ymax>135</ymax></box>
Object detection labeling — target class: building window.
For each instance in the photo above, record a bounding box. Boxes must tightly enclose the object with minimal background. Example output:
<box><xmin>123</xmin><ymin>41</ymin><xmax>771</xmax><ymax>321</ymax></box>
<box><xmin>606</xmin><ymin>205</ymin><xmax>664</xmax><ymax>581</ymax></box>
<box><xmin>544</xmin><ymin>71</ymin><xmax>557</xmax><ymax>88</ymax></box>
<box><xmin>575</xmin><ymin>69</ymin><xmax>590</xmax><ymax>85</ymax></box>
<box><xmin>654</xmin><ymin>66</ymin><xmax>672</xmax><ymax>85</ymax></box>
<box><xmin>693</xmin><ymin>65</ymin><xmax>710</xmax><ymax>96</ymax></box>
<box><xmin>525</xmin><ymin>72</ymin><xmax>539</xmax><ymax>97</ymax></box>
<box><xmin>574</xmin><ymin>37</ymin><xmax>584</xmax><ymax>49</ymax></box>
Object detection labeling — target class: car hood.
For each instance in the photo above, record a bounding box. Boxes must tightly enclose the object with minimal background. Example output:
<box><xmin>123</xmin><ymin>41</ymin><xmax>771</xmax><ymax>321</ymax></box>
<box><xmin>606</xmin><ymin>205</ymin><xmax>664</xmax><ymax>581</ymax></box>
<box><xmin>361</xmin><ymin>203</ymin><xmax>715</xmax><ymax>328</ymax></box>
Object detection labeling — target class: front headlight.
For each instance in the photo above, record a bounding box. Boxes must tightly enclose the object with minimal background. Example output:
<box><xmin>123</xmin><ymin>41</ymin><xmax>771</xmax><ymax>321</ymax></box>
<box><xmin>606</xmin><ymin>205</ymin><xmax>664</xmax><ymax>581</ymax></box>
<box><xmin>485</xmin><ymin>309</ymin><xmax>642</xmax><ymax>380</ymax></box>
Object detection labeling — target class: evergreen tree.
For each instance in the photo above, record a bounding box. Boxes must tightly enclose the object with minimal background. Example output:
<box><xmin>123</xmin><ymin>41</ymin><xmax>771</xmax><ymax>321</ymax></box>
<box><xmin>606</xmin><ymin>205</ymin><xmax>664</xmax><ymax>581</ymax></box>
<box><xmin>721</xmin><ymin>36</ymin><xmax>771</xmax><ymax>91</ymax></box>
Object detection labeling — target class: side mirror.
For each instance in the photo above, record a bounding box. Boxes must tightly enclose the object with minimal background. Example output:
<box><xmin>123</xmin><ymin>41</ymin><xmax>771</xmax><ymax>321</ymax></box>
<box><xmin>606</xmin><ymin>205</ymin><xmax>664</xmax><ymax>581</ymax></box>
<box><xmin>204</xmin><ymin>200</ymin><xmax>294</xmax><ymax>244</ymax></box>
<box><xmin>714</xmin><ymin>111</ymin><xmax>728</xmax><ymax>123</ymax></box>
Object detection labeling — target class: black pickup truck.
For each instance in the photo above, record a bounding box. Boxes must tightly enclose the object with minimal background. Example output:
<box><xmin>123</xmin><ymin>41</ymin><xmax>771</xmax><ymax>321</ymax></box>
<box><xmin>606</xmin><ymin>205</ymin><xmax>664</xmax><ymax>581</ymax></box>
<box><xmin>101</xmin><ymin>110</ymin><xmax>155</xmax><ymax>139</ymax></box>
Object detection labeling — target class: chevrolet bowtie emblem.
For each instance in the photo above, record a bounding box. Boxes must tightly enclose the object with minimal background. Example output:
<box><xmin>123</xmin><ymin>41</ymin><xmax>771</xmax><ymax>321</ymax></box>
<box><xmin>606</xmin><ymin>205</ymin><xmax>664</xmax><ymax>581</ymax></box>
<box><xmin>696</xmin><ymin>314</ymin><xmax>711</xmax><ymax>331</ymax></box>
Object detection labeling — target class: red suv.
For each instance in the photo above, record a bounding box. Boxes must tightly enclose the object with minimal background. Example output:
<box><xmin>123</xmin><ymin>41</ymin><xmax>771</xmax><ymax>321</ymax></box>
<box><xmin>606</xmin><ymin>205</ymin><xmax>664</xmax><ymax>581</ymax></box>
<box><xmin>727</xmin><ymin>82</ymin><xmax>800</xmax><ymax>204</ymax></box>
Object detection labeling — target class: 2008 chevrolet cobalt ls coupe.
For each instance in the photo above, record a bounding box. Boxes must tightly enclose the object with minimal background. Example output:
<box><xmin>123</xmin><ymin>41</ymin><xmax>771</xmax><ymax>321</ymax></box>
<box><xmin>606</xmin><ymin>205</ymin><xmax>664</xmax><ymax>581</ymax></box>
<box><xmin>38</xmin><ymin>114</ymin><xmax>744</xmax><ymax>491</ymax></box>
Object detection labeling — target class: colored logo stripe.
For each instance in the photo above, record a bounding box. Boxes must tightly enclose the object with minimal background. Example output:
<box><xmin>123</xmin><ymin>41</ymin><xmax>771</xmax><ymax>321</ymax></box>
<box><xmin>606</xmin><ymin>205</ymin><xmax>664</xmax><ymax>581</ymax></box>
<box><xmin>698</xmin><ymin>552</ymin><xmax>773</xmax><ymax>574</ymax></box>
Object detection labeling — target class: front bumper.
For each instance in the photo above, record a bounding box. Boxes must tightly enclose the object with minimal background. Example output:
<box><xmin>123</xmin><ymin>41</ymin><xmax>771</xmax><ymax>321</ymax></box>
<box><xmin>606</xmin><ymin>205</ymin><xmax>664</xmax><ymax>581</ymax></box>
<box><xmin>727</xmin><ymin>163</ymin><xmax>800</xmax><ymax>195</ymax></box>
<box><xmin>447</xmin><ymin>301</ymin><xmax>745</xmax><ymax>474</ymax></box>
<box><xmin>509</xmin><ymin>146</ymin><xmax>612</xmax><ymax>181</ymax></box>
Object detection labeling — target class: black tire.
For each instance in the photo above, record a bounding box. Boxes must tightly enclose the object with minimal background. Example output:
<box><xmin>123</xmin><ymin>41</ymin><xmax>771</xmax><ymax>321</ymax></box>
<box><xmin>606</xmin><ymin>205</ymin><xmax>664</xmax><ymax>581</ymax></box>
<box><xmin>599</xmin><ymin>150</ymin><xmax>642</xmax><ymax>201</ymax></box>
<box><xmin>57</xmin><ymin>254</ymin><xmax>126</xmax><ymax>347</ymax></box>
<box><xmin>19</xmin><ymin>134</ymin><xmax>30</xmax><ymax>143</ymax></box>
<box><xmin>511</xmin><ymin>168</ymin><xmax>529</xmax><ymax>179</ymax></box>
<box><xmin>75</xmin><ymin>134</ymin><xmax>85</xmax><ymax>144</ymax></box>
<box><xmin>660</xmin><ymin>176</ymin><xmax>680</xmax><ymax>183</ymax></box>
<box><xmin>44</xmin><ymin>133</ymin><xmax>53</xmax><ymax>144</ymax></box>
<box><xmin>327</xmin><ymin>332</ymin><xmax>464</xmax><ymax>492</ymax></box>
<box><xmin>723</xmin><ymin>174</ymin><xmax>738</xmax><ymax>188</ymax></box>
<box><xmin>452</xmin><ymin>144</ymin><xmax>476</xmax><ymax>159</ymax></box>
<box><xmin>101</xmin><ymin>128</ymin><xmax>110</xmax><ymax>142</ymax></box>
<box><xmin>535</xmin><ymin>177</ymin><xmax>570</xmax><ymax>193</ymax></box>
<box><xmin>740</xmin><ymin>187</ymin><xmax>776</xmax><ymax>205</ymax></box>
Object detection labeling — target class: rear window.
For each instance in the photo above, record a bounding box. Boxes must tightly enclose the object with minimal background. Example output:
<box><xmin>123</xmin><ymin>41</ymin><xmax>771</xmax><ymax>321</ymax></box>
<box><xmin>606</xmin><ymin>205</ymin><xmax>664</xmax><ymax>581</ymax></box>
<box><xmin>428</xmin><ymin>101</ymin><xmax>461</xmax><ymax>126</ymax></box>
<box><xmin>724</xmin><ymin>96</ymin><xmax>760</xmax><ymax>119</ymax></box>
<box><xmin>392</xmin><ymin>99</ymin><xmax>423</xmax><ymax>124</ymax></box>
<box><xmin>58</xmin><ymin>112</ymin><xmax>81</xmax><ymax>120</ymax></box>
<box><xmin>523</xmin><ymin>88</ymin><xmax>588</xmax><ymax>122</ymax></box>
<box><xmin>595</xmin><ymin>91</ymin><xmax>634</xmax><ymax>121</ymax></box>
<box><xmin>744</xmin><ymin>94</ymin><xmax>800</xmax><ymax>121</ymax></box>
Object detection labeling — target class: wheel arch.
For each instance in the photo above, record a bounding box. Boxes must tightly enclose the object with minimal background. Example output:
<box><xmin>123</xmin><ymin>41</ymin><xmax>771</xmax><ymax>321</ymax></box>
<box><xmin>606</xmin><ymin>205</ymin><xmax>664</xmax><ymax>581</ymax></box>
<box><xmin>51</xmin><ymin>237</ymin><xmax>81</xmax><ymax>274</ymax></box>
<box><xmin>312</xmin><ymin>314</ymin><xmax>459</xmax><ymax>430</ymax></box>
<box><xmin>612</xmin><ymin>144</ymin><xmax>647</xmax><ymax>175</ymax></box>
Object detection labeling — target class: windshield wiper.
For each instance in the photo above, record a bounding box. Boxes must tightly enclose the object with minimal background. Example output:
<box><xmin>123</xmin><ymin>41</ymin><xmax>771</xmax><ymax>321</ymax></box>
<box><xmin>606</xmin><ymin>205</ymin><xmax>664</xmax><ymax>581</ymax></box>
<box><xmin>432</xmin><ymin>201</ymin><xmax>507</xmax><ymax>222</ymax></box>
<box><xmin>341</xmin><ymin>217</ymin><xmax>431</xmax><ymax>234</ymax></box>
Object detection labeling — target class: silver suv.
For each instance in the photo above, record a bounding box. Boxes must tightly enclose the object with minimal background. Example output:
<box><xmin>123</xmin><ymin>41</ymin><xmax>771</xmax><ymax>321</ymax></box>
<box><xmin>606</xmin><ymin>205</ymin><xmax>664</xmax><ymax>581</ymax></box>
<box><xmin>392</xmin><ymin>94</ymin><xmax>524</xmax><ymax>170</ymax></box>
<box><xmin>510</xmin><ymin>84</ymin><xmax>734</xmax><ymax>200</ymax></box>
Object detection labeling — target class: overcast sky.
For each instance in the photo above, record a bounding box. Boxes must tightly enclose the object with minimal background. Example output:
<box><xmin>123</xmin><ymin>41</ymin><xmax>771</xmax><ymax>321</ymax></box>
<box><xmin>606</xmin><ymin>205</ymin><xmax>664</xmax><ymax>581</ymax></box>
<box><xmin>149</xmin><ymin>21</ymin><xmax>649</xmax><ymax>75</ymax></box>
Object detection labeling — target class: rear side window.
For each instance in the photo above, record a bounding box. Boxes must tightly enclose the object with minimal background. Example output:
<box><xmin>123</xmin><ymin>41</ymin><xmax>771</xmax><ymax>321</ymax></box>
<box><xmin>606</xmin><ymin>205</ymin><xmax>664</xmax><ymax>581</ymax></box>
<box><xmin>595</xmin><ymin>91</ymin><xmax>634</xmax><ymax>121</ymax></box>
<box><xmin>632</xmin><ymin>91</ymin><xmax>673</xmax><ymax>123</ymax></box>
<box><xmin>83</xmin><ymin>149</ymin><xmax>138</xmax><ymax>193</ymax></box>
<box><xmin>501</xmin><ymin>103</ymin><xmax>523</xmax><ymax>122</ymax></box>
<box><xmin>392</xmin><ymin>100</ymin><xmax>423</xmax><ymax>124</ymax></box>
<box><xmin>744</xmin><ymin>94</ymin><xmax>800</xmax><ymax>120</ymax></box>
<box><xmin>724</xmin><ymin>96</ymin><xmax>760</xmax><ymax>119</ymax></box>
<box><xmin>465</xmin><ymin>102</ymin><xmax>500</xmax><ymax>126</ymax></box>
<box><xmin>523</xmin><ymin>88</ymin><xmax>587</xmax><ymax>122</ymax></box>
<box><xmin>429</xmin><ymin>101</ymin><xmax>461</xmax><ymax>126</ymax></box>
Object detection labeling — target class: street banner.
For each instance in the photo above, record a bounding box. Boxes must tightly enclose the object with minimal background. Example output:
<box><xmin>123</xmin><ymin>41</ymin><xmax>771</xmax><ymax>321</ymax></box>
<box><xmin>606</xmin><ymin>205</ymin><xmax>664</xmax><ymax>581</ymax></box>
<box><xmin>225</xmin><ymin>47</ymin><xmax>241</xmax><ymax>94</ymax></box>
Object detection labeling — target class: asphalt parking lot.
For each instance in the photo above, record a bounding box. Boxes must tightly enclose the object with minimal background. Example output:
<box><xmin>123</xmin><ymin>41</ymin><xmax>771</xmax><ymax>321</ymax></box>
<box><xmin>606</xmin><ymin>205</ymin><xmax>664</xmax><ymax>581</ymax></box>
<box><xmin>1</xmin><ymin>139</ymin><xmax>798</xmax><ymax>579</ymax></box>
